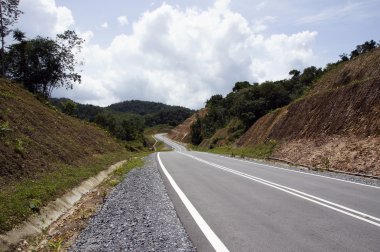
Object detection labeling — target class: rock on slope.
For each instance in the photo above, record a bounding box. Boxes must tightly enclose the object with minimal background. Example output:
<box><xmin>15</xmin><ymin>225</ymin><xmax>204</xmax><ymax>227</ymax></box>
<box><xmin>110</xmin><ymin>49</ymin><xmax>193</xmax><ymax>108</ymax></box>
<box><xmin>237</xmin><ymin>49</ymin><xmax>380</xmax><ymax>176</ymax></box>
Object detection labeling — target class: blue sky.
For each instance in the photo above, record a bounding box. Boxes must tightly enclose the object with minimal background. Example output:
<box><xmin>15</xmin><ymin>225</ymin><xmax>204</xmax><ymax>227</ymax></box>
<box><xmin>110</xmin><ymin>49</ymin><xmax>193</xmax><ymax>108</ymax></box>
<box><xmin>16</xmin><ymin>0</ymin><xmax>380</xmax><ymax>108</ymax></box>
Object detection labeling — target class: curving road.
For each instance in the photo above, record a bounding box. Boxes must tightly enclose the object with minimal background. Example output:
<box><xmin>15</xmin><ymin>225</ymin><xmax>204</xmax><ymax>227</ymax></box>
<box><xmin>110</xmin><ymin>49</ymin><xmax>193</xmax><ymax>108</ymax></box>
<box><xmin>154</xmin><ymin>134</ymin><xmax>380</xmax><ymax>252</ymax></box>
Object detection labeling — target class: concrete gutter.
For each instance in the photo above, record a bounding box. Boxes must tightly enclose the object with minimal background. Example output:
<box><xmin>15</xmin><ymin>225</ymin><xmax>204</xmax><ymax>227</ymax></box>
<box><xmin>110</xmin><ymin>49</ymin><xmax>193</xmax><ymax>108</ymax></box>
<box><xmin>0</xmin><ymin>160</ymin><xmax>127</xmax><ymax>251</ymax></box>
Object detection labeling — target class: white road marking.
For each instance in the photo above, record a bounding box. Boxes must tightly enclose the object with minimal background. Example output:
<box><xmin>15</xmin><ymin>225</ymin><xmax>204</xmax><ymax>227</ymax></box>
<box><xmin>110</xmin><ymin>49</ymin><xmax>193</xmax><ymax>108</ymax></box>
<box><xmin>179</xmin><ymin>152</ymin><xmax>380</xmax><ymax>228</ymax></box>
<box><xmin>157</xmin><ymin>153</ymin><xmax>230</xmax><ymax>252</ymax></box>
<box><xmin>191</xmin><ymin>151</ymin><xmax>380</xmax><ymax>190</ymax></box>
<box><xmin>158</xmin><ymin>134</ymin><xmax>379</xmax><ymax>189</ymax></box>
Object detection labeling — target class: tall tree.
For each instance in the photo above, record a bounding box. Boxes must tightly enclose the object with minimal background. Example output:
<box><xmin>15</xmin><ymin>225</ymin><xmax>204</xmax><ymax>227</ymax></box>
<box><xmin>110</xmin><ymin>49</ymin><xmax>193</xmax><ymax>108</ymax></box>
<box><xmin>0</xmin><ymin>0</ymin><xmax>22</xmax><ymax>76</ymax></box>
<box><xmin>7</xmin><ymin>30</ymin><xmax>84</xmax><ymax>98</ymax></box>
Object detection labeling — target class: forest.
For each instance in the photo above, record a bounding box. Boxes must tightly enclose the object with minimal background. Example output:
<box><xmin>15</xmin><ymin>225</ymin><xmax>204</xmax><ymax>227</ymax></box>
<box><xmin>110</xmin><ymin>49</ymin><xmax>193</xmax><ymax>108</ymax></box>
<box><xmin>50</xmin><ymin>98</ymin><xmax>194</xmax><ymax>144</ymax></box>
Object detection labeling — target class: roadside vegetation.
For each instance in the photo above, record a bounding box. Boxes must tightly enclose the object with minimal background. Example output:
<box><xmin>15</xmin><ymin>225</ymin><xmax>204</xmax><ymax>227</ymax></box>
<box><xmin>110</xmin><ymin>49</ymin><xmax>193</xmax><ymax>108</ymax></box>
<box><xmin>0</xmin><ymin>150</ymin><xmax>131</xmax><ymax>233</ymax></box>
<box><xmin>13</xmin><ymin>152</ymin><xmax>149</xmax><ymax>252</ymax></box>
<box><xmin>190</xmin><ymin>140</ymin><xmax>277</xmax><ymax>159</ymax></box>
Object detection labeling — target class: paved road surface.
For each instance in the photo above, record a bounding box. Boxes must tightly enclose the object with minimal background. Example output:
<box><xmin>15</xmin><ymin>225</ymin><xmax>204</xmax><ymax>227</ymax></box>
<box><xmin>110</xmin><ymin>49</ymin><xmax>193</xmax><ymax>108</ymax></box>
<box><xmin>155</xmin><ymin>134</ymin><xmax>380</xmax><ymax>251</ymax></box>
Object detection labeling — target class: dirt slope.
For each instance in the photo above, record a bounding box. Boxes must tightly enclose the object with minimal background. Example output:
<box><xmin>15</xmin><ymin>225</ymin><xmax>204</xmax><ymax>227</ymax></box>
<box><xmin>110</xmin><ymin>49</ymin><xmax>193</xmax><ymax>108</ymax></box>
<box><xmin>237</xmin><ymin>49</ymin><xmax>380</xmax><ymax>175</ymax></box>
<box><xmin>168</xmin><ymin>108</ymin><xmax>207</xmax><ymax>143</ymax></box>
<box><xmin>0</xmin><ymin>79</ymin><xmax>123</xmax><ymax>186</ymax></box>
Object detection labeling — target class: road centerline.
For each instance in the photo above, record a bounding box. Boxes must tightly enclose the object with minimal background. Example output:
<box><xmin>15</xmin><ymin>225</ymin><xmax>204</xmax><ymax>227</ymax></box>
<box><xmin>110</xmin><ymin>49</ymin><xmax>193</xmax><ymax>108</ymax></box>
<box><xmin>178</xmin><ymin>151</ymin><xmax>380</xmax><ymax>228</ymax></box>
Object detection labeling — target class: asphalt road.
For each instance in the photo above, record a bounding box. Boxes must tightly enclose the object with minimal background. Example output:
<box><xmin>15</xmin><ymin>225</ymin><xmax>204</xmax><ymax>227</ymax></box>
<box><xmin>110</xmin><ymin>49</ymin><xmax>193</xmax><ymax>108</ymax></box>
<box><xmin>154</xmin><ymin>134</ymin><xmax>380</xmax><ymax>252</ymax></box>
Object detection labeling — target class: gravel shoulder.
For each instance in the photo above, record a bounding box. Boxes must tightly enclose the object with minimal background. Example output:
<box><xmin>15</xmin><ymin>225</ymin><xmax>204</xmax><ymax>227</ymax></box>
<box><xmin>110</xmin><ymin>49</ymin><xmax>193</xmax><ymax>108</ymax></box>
<box><xmin>71</xmin><ymin>154</ymin><xmax>195</xmax><ymax>251</ymax></box>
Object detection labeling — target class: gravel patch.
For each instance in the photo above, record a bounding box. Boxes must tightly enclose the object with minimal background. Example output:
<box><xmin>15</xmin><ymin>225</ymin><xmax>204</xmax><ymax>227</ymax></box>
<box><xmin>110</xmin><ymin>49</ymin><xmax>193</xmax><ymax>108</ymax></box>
<box><xmin>71</xmin><ymin>154</ymin><xmax>196</xmax><ymax>252</ymax></box>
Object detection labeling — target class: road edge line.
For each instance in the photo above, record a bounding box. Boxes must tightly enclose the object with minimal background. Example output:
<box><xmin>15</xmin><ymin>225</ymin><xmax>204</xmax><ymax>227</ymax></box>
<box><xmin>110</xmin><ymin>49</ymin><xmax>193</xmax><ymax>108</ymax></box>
<box><xmin>157</xmin><ymin>153</ymin><xmax>230</xmax><ymax>252</ymax></box>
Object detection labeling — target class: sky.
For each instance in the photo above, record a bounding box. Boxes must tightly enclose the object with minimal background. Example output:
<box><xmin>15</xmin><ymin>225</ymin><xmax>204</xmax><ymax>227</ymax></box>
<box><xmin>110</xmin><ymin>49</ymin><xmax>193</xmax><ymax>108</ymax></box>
<box><xmin>15</xmin><ymin>0</ymin><xmax>380</xmax><ymax>109</ymax></box>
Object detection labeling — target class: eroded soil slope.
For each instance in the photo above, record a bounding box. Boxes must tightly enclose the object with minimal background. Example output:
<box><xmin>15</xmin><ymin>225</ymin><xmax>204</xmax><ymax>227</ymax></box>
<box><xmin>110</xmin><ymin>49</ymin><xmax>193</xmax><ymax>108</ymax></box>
<box><xmin>168</xmin><ymin>108</ymin><xmax>207</xmax><ymax>143</ymax></box>
<box><xmin>237</xmin><ymin>49</ymin><xmax>380</xmax><ymax>176</ymax></box>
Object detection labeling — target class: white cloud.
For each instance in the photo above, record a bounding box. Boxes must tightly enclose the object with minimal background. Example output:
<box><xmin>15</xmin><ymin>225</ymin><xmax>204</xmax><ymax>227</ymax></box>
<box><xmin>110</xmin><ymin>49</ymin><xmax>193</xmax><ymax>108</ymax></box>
<box><xmin>52</xmin><ymin>1</ymin><xmax>317</xmax><ymax>109</ymax></box>
<box><xmin>298</xmin><ymin>1</ymin><xmax>374</xmax><ymax>24</ymax></box>
<box><xmin>101</xmin><ymin>22</ymin><xmax>109</xmax><ymax>28</ymax></box>
<box><xmin>18</xmin><ymin>0</ymin><xmax>74</xmax><ymax>37</ymax></box>
<box><xmin>117</xmin><ymin>16</ymin><xmax>129</xmax><ymax>26</ymax></box>
<box><xmin>251</xmin><ymin>16</ymin><xmax>276</xmax><ymax>33</ymax></box>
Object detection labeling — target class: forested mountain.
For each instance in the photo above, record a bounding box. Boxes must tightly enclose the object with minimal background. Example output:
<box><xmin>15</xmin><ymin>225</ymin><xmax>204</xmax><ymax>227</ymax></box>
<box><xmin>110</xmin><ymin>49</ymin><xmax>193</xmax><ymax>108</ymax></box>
<box><xmin>50</xmin><ymin>98</ymin><xmax>194</xmax><ymax>142</ymax></box>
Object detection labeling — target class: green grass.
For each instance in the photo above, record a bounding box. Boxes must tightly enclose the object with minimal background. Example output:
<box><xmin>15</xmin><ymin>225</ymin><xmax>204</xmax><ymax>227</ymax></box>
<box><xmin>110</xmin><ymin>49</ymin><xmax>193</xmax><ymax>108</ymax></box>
<box><xmin>154</xmin><ymin>140</ymin><xmax>172</xmax><ymax>152</ymax></box>
<box><xmin>144</xmin><ymin>124</ymin><xmax>173</xmax><ymax>135</ymax></box>
<box><xmin>0</xmin><ymin>150</ymin><xmax>136</xmax><ymax>233</ymax></box>
<box><xmin>112</xmin><ymin>152</ymin><xmax>147</xmax><ymax>179</ymax></box>
<box><xmin>191</xmin><ymin>140</ymin><xmax>277</xmax><ymax>160</ymax></box>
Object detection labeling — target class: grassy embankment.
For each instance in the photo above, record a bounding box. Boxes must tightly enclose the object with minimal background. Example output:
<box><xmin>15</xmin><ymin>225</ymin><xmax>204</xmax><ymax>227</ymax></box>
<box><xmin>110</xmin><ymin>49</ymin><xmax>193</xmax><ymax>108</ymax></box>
<box><xmin>0</xmin><ymin>150</ymin><xmax>152</xmax><ymax>233</ymax></box>
<box><xmin>0</xmin><ymin>79</ymin><xmax>152</xmax><ymax>233</ymax></box>
<box><xmin>144</xmin><ymin>125</ymin><xmax>174</xmax><ymax>152</ymax></box>
<box><xmin>190</xmin><ymin>140</ymin><xmax>277</xmax><ymax>159</ymax></box>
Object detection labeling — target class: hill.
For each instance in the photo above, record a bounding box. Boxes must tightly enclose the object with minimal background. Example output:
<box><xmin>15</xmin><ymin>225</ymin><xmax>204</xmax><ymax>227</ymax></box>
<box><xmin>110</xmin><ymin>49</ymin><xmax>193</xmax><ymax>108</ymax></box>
<box><xmin>50</xmin><ymin>98</ymin><xmax>194</xmax><ymax>142</ymax></box>
<box><xmin>0</xmin><ymin>79</ymin><xmax>128</xmax><ymax>232</ymax></box>
<box><xmin>107</xmin><ymin>100</ymin><xmax>170</xmax><ymax>115</ymax></box>
<box><xmin>237</xmin><ymin>48</ymin><xmax>380</xmax><ymax>175</ymax></box>
<box><xmin>169</xmin><ymin>44</ymin><xmax>380</xmax><ymax>176</ymax></box>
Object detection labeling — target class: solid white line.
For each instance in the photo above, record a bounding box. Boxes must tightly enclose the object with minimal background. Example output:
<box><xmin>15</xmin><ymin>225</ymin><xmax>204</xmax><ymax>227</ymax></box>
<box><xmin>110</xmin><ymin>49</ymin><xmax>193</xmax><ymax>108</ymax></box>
<box><xmin>194</xmin><ymin>151</ymin><xmax>380</xmax><ymax>190</ymax></box>
<box><xmin>157</xmin><ymin>153</ymin><xmax>230</xmax><ymax>252</ymax></box>
<box><xmin>179</xmin><ymin>152</ymin><xmax>380</xmax><ymax>228</ymax></box>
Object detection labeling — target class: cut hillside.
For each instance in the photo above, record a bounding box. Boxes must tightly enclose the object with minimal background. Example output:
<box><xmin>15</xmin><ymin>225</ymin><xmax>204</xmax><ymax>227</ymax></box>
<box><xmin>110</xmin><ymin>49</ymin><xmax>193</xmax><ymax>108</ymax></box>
<box><xmin>168</xmin><ymin>108</ymin><xmax>207</xmax><ymax>143</ymax></box>
<box><xmin>0</xmin><ymin>79</ymin><xmax>124</xmax><ymax>186</ymax></box>
<box><xmin>237</xmin><ymin>48</ymin><xmax>380</xmax><ymax>176</ymax></box>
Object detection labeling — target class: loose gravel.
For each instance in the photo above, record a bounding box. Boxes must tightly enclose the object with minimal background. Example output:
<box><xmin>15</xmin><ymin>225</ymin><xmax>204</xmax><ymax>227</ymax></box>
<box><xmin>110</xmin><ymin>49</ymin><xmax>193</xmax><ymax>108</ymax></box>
<box><xmin>71</xmin><ymin>154</ymin><xmax>196</xmax><ymax>252</ymax></box>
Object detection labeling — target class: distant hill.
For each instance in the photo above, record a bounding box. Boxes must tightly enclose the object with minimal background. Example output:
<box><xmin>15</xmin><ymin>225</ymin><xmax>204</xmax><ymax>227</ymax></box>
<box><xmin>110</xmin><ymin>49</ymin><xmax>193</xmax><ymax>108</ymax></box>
<box><xmin>107</xmin><ymin>100</ymin><xmax>170</xmax><ymax>115</ymax></box>
<box><xmin>50</xmin><ymin>99</ymin><xmax>194</xmax><ymax>127</ymax></box>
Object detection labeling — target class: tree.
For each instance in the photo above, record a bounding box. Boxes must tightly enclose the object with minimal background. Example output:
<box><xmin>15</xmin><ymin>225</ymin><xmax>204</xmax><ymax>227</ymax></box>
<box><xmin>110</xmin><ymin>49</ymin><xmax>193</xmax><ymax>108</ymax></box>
<box><xmin>61</xmin><ymin>100</ymin><xmax>77</xmax><ymax>116</ymax></box>
<box><xmin>7</xmin><ymin>30</ymin><xmax>84</xmax><ymax>98</ymax></box>
<box><xmin>232</xmin><ymin>81</ymin><xmax>251</xmax><ymax>92</ymax></box>
<box><xmin>339</xmin><ymin>53</ymin><xmax>349</xmax><ymax>62</ymax></box>
<box><xmin>190</xmin><ymin>117</ymin><xmax>203</xmax><ymax>145</ymax></box>
<box><xmin>350</xmin><ymin>40</ymin><xmax>378</xmax><ymax>59</ymax></box>
<box><xmin>289</xmin><ymin>69</ymin><xmax>300</xmax><ymax>79</ymax></box>
<box><xmin>0</xmin><ymin>0</ymin><xmax>22</xmax><ymax>76</ymax></box>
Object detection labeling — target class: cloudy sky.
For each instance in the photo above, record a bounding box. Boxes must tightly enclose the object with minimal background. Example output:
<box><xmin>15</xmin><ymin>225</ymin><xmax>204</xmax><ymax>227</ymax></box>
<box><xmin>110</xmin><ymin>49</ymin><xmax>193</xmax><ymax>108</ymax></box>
<box><xmin>16</xmin><ymin>0</ymin><xmax>380</xmax><ymax>109</ymax></box>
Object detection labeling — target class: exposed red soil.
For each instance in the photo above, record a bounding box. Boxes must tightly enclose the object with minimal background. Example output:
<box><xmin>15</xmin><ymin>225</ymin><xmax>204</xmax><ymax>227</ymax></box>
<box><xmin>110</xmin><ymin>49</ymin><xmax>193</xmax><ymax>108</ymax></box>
<box><xmin>168</xmin><ymin>108</ymin><xmax>207</xmax><ymax>143</ymax></box>
<box><xmin>236</xmin><ymin>49</ymin><xmax>380</xmax><ymax>175</ymax></box>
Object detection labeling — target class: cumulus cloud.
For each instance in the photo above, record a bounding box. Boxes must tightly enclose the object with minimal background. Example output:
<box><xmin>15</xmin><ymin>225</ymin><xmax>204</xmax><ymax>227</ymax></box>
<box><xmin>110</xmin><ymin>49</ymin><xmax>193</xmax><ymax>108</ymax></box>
<box><xmin>52</xmin><ymin>0</ymin><xmax>317</xmax><ymax>108</ymax></box>
<box><xmin>251</xmin><ymin>16</ymin><xmax>276</xmax><ymax>33</ymax></box>
<box><xmin>18</xmin><ymin>0</ymin><xmax>74</xmax><ymax>37</ymax></box>
<box><xmin>117</xmin><ymin>16</ymin><xmax>129</xmax><ymax>26</ymax></box>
